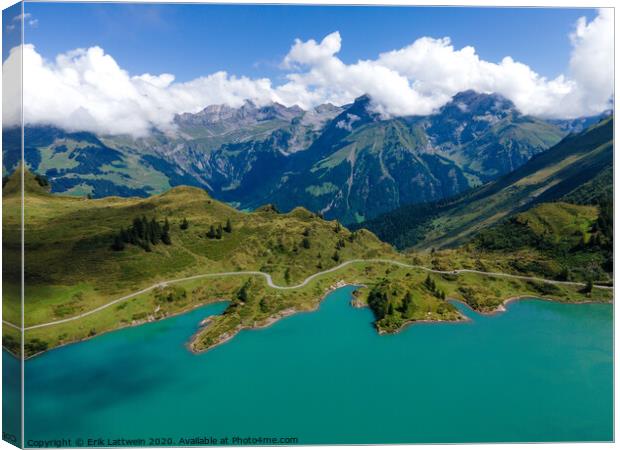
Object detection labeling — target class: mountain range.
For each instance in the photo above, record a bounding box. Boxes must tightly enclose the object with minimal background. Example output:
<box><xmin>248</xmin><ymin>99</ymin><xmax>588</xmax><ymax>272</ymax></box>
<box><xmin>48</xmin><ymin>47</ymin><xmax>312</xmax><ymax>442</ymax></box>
<box><xmin>4</xmin><ymin>90</ymin><xmax>608</xmax><ymax>223</ymax></box>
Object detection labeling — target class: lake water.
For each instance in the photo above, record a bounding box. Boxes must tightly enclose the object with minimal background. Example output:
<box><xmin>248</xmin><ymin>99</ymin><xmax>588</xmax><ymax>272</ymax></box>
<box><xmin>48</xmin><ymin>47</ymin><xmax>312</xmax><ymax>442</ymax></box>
<box><xmin>8</xmin><ymin>286</ymin><xmax>614</xmax><ymax>444</ymax></box>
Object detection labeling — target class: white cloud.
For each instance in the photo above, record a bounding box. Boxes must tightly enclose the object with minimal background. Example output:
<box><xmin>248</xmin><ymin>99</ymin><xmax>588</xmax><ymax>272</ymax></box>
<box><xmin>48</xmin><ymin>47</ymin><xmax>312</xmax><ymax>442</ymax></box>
<box><xmin>2</xmin><ymin>45</ymin><xmax>21</xmax><ymax>127</ymax></box>
<box><xmin>567</xmin><ymin>8</ymin><xmax>614</xmax><ymax>116</ymax></box>
<box><xmin>3</xmin><ymin>9</ymin><xmax>613</xmax><ymax>136</ymax></box>
<box><xmin>13</xmin><ymin>13</ymin><xmax>31</xmax><ymax>21</ymax></box>
<box><xmin>12</xmin><ymin>12</ymin><xmax>38</xmax><ymax>27</ymax></box>
<box><xmin>6</xmin><ymin>45</ymin><xmax>278</xmax><ymax>136</ymax></box>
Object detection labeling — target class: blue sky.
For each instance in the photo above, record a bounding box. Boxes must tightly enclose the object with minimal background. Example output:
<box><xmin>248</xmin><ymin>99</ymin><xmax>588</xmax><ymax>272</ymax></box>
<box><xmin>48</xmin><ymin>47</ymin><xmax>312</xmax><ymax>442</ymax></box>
<box><xmin>23</xmin><ymin>3</ymin><xmax>596</xmax><ymax>82</ymax></box>
<box><xmin>2</xmin><ymin>2</ymin><xmax>22</xmax><ymax>61</ymax></box>
<box><xmin>5</xmin><ymin>4</ymin><xmax>611</xmax><ymax>135</ymax></box>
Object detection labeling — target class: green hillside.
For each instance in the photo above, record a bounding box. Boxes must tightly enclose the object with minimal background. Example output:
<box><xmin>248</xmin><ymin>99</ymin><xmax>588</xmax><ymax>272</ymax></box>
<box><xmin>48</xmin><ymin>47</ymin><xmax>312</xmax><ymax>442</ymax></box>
<box><xmin>4</xmin><ymin>168</ymin><xmax>403</xmax><ymax>355</ymax></box>
<box><xmin>3</xmin><ymin>162</ymin><xmax>611</xmax><ymax>357</ymax></box>
<box><xmin>4</xmin><ymin>168</ymin><xmax>389</xmax><ymax>321</ymax></box>
<box><xmin>358</xmin><ymin>117</ymin><xmax>613</xmax><ymax>250</ymax></box>
<box><xmin>473</xmin><ymin>201</ymin><xmax>611</xmax><ymax>280</ymax></box>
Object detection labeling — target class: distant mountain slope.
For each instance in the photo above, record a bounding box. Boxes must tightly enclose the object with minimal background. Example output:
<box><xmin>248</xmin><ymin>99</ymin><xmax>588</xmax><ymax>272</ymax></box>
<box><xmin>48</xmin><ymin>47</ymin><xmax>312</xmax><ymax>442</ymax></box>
<box><xmin>260</xmin><ymin>103</ymin><xmax>471</xmax><ymax>222</ymax></box>
<box><xmin>222</xmin><ymin>92</ymin><xmax>565</xmax><ymax>222</ymax></box>
<box><xmin>3</xmin><ymin>126</ymin><xmax>205</xmax><ymax>198</ymax></box>
<box><xmin>356</xmin><ymin>116</ymin><xmax>613</xmax><ymax>249</ymax></box>
<box><xmin>11</xmin><ymin>91</ymin><xmax>570</xmax><ymax>219</ymax></box>
<box><xmin>425</xmin><ymin>90</ymin><xmax>564</xmax><ymax>181</ymax></box>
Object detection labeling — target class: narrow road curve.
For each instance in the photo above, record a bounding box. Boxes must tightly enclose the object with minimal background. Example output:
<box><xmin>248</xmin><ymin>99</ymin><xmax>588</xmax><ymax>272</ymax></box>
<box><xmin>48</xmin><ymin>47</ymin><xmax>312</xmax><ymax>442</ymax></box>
<box><xmin>5</xmin><ymin>258</ymin><xmax>613</xmax><ymax>332</ymax></box>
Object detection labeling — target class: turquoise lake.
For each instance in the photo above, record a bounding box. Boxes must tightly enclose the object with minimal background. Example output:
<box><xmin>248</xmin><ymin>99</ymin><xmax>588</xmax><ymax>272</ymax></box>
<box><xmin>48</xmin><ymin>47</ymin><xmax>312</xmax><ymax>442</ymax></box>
<box><xmin>9</xmin><ymin>286</ymin><xmax>614</xmax><ymax>444</ymax></box>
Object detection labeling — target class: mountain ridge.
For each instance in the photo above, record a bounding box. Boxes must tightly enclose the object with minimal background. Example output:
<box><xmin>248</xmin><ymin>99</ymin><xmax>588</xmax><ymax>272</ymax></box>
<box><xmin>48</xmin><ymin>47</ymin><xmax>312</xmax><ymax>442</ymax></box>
<box><xmin>7</xmin><ymin>90</ymin><xmax>609</xmax><ymax>223</ymax></box>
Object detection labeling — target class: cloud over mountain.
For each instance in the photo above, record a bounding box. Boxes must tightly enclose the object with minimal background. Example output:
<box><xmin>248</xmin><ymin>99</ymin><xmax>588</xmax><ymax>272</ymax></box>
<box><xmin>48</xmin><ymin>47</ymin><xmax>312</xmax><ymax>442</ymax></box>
<box><xmin>3</xmin><ymin>9</ymin><xmax>613</xmax><ymax>136</ymax></box>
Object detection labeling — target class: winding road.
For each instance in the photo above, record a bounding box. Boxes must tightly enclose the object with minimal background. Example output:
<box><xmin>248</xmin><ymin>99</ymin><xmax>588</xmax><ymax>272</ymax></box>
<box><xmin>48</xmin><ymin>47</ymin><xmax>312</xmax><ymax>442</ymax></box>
<box><xmin>3</xmin><ymin>258</ymin><xmax>613</xmax><ymax>332</ymax></box>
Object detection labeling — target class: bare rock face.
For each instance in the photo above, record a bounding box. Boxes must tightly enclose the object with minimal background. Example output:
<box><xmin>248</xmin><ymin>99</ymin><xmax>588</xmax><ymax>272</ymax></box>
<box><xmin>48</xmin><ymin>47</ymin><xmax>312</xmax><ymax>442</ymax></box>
<box><xmin>174</xmin><ymin>100</ymin><xmax>306</xmax><ymax>133</ymax></box>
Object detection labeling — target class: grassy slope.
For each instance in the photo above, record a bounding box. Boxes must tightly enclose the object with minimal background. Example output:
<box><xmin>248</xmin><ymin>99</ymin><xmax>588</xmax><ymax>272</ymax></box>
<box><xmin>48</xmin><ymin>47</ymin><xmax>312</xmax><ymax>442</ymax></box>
<box><xmin>408</xmin><ymin>201</ymin><xmax>611</xmax><ymax>285</ymax></box>
<box><xmin>3</xmin><ymin>165</ymin><xmax>611</xmax><ymax>357</ymax></box>
<box><xmin>8</xmin><ymin>170</ymin><xmax>390</xmax><ymax>323</ymax></box>
<box><xmin>2</xmin><ymin>168</ymin><xmax>397</xmax><ymax>354</ymax></box>
<box><xmin>14</xmin><ymin>126</ymin><xmax>181</xmax><ymax>197</ymax></box>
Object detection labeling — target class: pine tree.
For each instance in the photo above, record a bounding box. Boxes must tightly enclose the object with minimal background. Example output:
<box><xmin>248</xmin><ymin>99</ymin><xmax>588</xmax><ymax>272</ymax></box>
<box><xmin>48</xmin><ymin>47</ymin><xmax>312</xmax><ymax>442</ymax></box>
<box><xmin>129</xmin><ymin>226</ymin><xmax>138</xmax><ymax>245</ymax></box>
<box><xmin>207</xmin><ymin>225</ymin><xmax>216</xmax><ymax>239</ymax></box>
<box><xmin>237</xmin><ymin>283</ymin><xmax>249</xmax><ymax>302</ymax></box>
<box><xmin>400</xmin><ymin>292</ymin><xmax>412</xmax><ymax>314</ymax></box>
<box><xmin>141</xmin><ymin>216</ymin><xmax>149</xmax><ymax>240</ymax></box>
<box><xmin>216</xmin><ymin>224</ymin><xmax>223</xmax><ymax>239</ymax></box>
<box><xmin>133</xmin><ymin>217</ymin><xmax>144</xmax><ymax>239</ymax></box>
<box><xmin>161</xmin><ymin>228</ymin><xmax>172</xmax><ymax>245</ymax></box>
<box><xmin>332</xmin><ymin>251</ymin><xmax>340</xmax><ymax>262</ymax></box>
<box><xmin>302</xmin><ymin>237</ymin><xmax>311</xmax><ymax>249</ymax></box>
<box><xmin>284</xmin><ymin>268</ymin><xmax>291</xmax><ymax>284</ymax></box>
<box><xmin>224</xmin><ymin>218</ymin><xmax>232</xmax><ymax>233</ymax></box>
<box><xmin>162</xmin><ymin>218</ymin><xmax>172</xmax><ymax>245</ymax></box>
<box><xmin>424</xmin><ymin>275</ymin><xmax>436</xmax><ymax>292</ymax></box>
<box><xmin>180</xmin><ymin>218</ymin><xmax>189</xmax><ymax>230</ymax></box>
<box><xmin>150</xmin><ymin>218</ymin><xmax>160</xmax><ymax>245</ymax></box>
<box><xmin>111</xmin><ymin>234</ymin><xmax>125</xmax><ymax>251</ymax></box>
<box><xmin>120</xmin><ymin>227</ymin><xmax>130</xmax><ymax>243</ymax></box>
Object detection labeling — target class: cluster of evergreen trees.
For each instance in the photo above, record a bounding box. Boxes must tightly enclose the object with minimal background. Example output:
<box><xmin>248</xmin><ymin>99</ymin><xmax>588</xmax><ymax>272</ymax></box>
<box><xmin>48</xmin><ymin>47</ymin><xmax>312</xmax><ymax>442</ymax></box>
<box><xmin>368</xmin><ymin>286</ymin><xmax>419</xmax><ymax>321</ymax></box>
<box><xmin>367</xmin><ymin>286</ymin><xmax>390</xmax><ymax>320</ymax></box>
<box><xmin>424</xmin><ymin>275</ymin><xmax>446</xmax><ymax>300</ymax></box>
<box><xmin>236</xmin><ymin>280</ymin><xmax>250</xmax><ymax>303</ymax></box>
<box><xmin>111</xmin><ymin>216</ymin><xmax>172</xmax><ymax>252</ymax></box>
<box><xmin>588</xmin><ymin>198</ymin><xmax>613</xmax><ymax>248</ymax></box>
<box><xmin>206</xmin><ymin>219</ymin><xmax>232</xmax><ymax>239</ymax></box>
